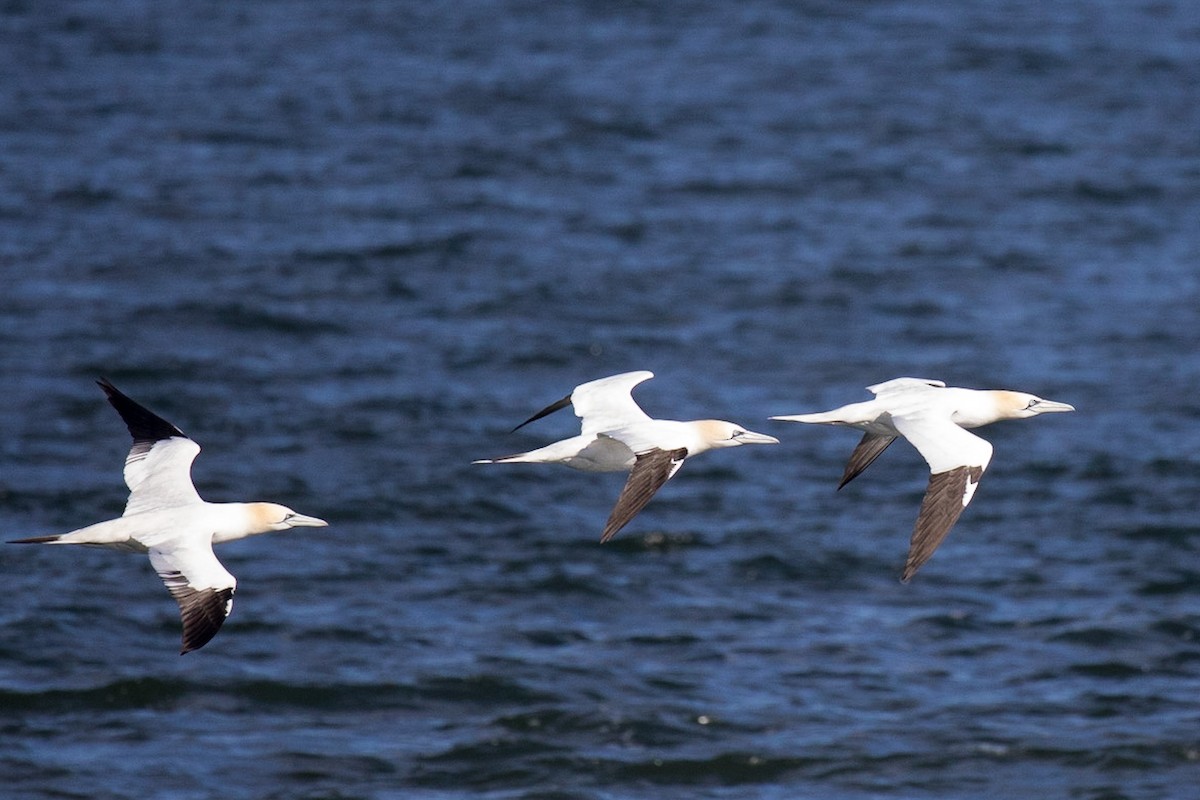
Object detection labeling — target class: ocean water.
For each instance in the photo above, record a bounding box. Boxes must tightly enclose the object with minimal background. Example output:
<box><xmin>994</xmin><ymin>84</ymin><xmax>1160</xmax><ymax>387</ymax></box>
<box><xmin>1</xmin><ymin>1</ymin><xmax>1199</xmax><ymax>798</ymax></box>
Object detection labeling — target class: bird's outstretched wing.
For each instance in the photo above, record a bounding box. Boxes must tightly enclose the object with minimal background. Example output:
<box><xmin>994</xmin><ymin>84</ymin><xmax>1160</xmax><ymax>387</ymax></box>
<box><xmin>600</xmin><ymin>446</ymin><xmax>687</xmax><ymax>543</ymax></box>
<box><xmin>148</xmin><ymin>542</ymin><xmax>237</xmax><ymax>654</ymax></box>
<box><xmin>97</xmin><ymin>379</ymin><xmax>203</xmax><ymax>516</ymax></box>
<box><xmin>512</xmin><ymin>371</ymin><xmax>654</xmax><ymax>436</ymax></box>
<box><xmin>891</xmin><ymin>413</ymin><xmax>994</xmax><ymax>581</ymax></box>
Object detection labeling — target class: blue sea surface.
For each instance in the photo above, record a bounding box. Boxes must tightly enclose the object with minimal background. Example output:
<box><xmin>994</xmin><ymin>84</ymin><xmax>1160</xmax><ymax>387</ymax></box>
<box><xmin>2</xmin><ymin>1</ymin><xmax>1199</xmax><ymax>798</ymax></box>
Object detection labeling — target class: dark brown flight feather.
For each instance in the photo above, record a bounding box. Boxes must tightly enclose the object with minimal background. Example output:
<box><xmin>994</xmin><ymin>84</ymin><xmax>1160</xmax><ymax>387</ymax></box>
<box><xmin>837</xmin><ymin>432</ymin><xmax>897</xmax><ymax>489</ymax></box>
<box><xmin>157</xmin><ymin>567</ymin><xmax>235</xmax><ymax>654</ymax></box>
<box><xmin>599</xmin><ymin>447</ymin><xmax>687</xmax><ymax>543</ymax></box>
<box><xmin>901</xmin><ymin>464</ymin><xmax>984</xmax><ymax>582</ymax></box>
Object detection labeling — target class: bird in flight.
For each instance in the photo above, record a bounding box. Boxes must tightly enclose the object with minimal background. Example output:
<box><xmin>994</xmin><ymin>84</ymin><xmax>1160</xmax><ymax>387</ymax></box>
<box><xmin>10</xmin><ymin>380</ymin><xmax>328</xmax><ymax>653</ymax></box>
<box><xmin>475</xmin><ymin>371</ymin><xmax>778</xmax><ymax>542</ymax></box>
<box><xmin>771</xmin><ymin>377</ymin><xmax>1073</xmax><ymax>581</ymax></box>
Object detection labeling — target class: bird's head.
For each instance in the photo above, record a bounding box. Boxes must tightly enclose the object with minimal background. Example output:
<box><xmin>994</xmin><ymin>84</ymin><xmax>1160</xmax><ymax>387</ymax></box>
<box><xmin>248</xmin><ymin>502</ymin><xmax>329</xmax><ymax>533</ymax></box>
<box><xmin>995</xmin><ymin>392</ymin><xmax>1076</xmax><ymax>420</ymax></box>
<box><xmin>695</xmin><ymin>420</ymin><xmax>780</xmax><ymax>451</ymax></box>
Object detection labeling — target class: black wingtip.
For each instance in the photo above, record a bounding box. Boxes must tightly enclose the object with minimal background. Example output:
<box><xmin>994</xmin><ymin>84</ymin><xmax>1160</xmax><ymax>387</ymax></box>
<box><xmin>177</xmin><ymin>586</ymin><xmax>234</xmax><ymax>654</ymax></box>
<box><xmin>511</xmin><ymin>393</ymin><xmax>572</xmax><ymax>433</ymax></box>
<box><xmin>96</xmin><ymin>378</ymin><xmax>188</xmax><ymax>443</ymax></box>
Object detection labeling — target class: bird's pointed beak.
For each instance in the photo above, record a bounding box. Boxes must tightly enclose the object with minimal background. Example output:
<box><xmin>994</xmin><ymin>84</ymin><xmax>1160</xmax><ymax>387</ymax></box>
<box><xmin>287</xmin><ymin>513</ymin><xmax>329</xmax><ymax>528</ymax></box>
<box><xmin>1036</xmin><ymin>400</ymin><xmax>1076</xmax><ymax>413</ymax></box>
<box><xmin>737</xmin><ymin>430</ymin><xmax>780</xmax><ymax>445</ymax></box>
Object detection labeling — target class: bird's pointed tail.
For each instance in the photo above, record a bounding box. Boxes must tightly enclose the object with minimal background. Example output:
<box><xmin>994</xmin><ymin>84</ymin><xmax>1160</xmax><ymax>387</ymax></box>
<box><xmin>472</xmin><ymin>452</ymin><xmax>540</xmax><ymax>465</ymax></box>
<box><xmin>769</xmin><ymin>411</ymin><xmax>843</xmax><ymax>424</ymax></box>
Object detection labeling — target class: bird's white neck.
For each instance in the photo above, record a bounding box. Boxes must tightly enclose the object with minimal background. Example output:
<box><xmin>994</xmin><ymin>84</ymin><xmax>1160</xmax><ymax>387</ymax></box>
<box><xmin>949</xmin><ymin>390</ymin><xmax>1026</xmax><ymax>428</ymax></box>
<box><xmin>209</xmin><ymin>502</ymin><xmax>279</xmax><ymax>544</ymax></box>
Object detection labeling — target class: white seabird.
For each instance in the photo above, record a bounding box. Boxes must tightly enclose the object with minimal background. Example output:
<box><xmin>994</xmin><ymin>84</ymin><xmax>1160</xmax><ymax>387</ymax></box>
<box><xmin>9</xmin><ymin>379</ymin><xmax>328</xmax><ymax>654</ymax></box>
<box><xmin>474</xmin><ymin>371</ymin><xmax>778</xmax><ymax>542</ymax></box>
<box><xmin>770</xmin><ymin>377</ymin><xmax>1074</xmax><ymax>581</ymax></box>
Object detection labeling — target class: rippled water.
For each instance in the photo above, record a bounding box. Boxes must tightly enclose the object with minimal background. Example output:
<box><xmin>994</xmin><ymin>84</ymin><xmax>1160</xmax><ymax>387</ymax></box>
<box><xmin>2</xmin><ymin>1</ymin><xmax>1199</xmax><ymax>798</ymax></box>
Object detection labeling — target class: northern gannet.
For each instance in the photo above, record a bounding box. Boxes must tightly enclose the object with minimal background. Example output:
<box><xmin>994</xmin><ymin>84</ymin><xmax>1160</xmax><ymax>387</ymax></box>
<box><xmin>771</xmin><ymin>378</ymin><xmax>1074</xmax><ymax>581</ymax></box>
<box><xmin>474</xmin><ymin>371</ymin><xmax>778</xmax><ymax>542</ymax></box>
<box><xmin>9</xmin><ymin>380</ymin><xmax>328</xmax><ymax>654</ymax></box>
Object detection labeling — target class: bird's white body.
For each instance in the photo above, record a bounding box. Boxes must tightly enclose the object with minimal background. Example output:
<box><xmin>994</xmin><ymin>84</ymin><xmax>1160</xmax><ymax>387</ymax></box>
<box><xmin>488</xmin><ymin>418</ymin><xmax>750</xmax><ymax>473</ymax></box>
<box><xmin>475</xmin><ymin>371</ymin><xmax>777</xmax><ymax>541</ymax></box>
<box><xmin>772</xmin><ymin>377</ymin><xmax>1073</xmax><ymax>580</ymax></box>
<box><xmin>46</xmin><ymin>502</ymin><xmax>289</xmax><ymax>552</ymax></box>
<box><xmin>491</xmin><ymin>432</ymin><xmax>636</xmax><ymax>472</ymax></box>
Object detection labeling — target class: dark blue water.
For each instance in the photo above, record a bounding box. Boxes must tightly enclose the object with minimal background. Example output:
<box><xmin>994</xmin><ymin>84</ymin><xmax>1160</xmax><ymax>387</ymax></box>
<box><xmin>2</xmin><ymin>1</ymin><xmax>1199</xmax><ymax>798</ymax></box>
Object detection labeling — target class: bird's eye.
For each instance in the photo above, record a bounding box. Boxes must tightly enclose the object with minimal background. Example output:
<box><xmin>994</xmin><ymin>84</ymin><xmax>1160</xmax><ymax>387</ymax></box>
<box><xmin>731</xmin><ymin>430</ymin><xmax>745</xmax><ymax>439</ymax></box>
<box><xmin>1026</xmin><ymin>399</ymin><xmax>1040</xmax><ymax>409</ymax></box>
